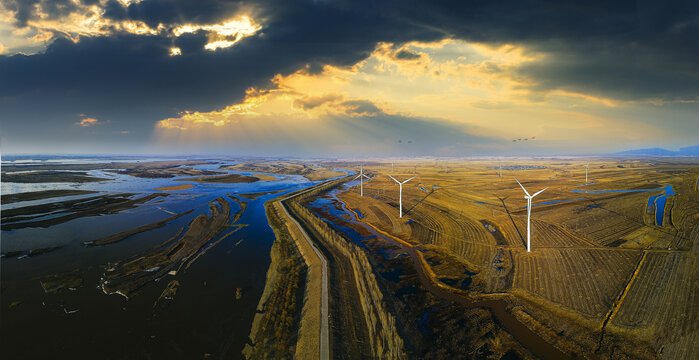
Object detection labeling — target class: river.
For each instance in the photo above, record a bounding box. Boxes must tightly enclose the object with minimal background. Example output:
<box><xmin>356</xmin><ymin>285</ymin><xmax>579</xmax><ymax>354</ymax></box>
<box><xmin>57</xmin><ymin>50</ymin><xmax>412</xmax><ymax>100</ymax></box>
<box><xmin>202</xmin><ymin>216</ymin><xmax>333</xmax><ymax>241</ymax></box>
<box><xmin>1</xmin><ymin>159</ymin><xmax>330</xmax><ymax>359</ymax></box>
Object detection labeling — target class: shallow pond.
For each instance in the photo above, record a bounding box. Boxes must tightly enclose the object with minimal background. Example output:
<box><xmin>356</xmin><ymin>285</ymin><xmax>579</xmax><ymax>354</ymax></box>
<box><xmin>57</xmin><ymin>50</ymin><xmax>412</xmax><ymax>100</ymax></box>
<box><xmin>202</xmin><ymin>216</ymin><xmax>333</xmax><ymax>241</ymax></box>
<box><xmin>571</xmin><ymin>185</ymin><xmax>674</xmax><ymax>226</ymax></box>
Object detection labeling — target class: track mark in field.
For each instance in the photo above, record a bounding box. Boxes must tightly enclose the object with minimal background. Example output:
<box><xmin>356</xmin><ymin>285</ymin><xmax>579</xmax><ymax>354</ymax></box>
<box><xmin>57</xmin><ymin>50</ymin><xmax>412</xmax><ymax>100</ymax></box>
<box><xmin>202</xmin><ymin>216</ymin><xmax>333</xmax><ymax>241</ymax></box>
<box><xmin>596</xmin><ymin>251</ymin><xmax>648</xmax><ymax>352</ymax></box>
<box><xmin>369</xmin><ymin>205</ymin><xmax>391</xmax><ymax>226</ymax></box>
<box><xmin>404</xmin><ymin>188</ymin><xmax>437</xmax><ymax>216</ymax></box>
<box><xmin>496</xmin><ymin>195</ymin><xmax>526</xmax><ymax>249</ymax></box>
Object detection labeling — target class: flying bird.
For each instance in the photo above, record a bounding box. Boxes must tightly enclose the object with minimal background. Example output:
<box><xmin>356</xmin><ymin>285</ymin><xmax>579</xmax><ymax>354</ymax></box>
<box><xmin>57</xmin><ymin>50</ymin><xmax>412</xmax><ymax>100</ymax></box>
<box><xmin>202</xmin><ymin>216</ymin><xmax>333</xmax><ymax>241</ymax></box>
<box><xmin>512</xmin><ymin>137</ymin><xmax>537</xmax><ymax>142</ymax></box>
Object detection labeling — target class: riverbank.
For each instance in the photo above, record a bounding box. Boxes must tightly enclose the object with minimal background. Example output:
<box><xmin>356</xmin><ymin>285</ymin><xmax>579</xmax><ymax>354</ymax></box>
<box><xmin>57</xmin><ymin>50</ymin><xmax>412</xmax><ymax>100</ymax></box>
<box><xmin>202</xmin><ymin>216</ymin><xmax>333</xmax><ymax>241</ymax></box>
<box><xmin>244</xmin><ymin>188</ymin><xmax>321</xmax><ymax>359</ymax></box>
<box><xmin>243</xmin><ymin>201</ymin><xmax>307</xmax><ymax>358</ymax></box>
<box><xmin>246</xmin><ymin>176</ymin><xmax>405</xmax><ymax>359</ymax></box>
<box><xmin>290</xmin><ymin>188</ymin><xmax>405</xmax><ymax>359</ymax></box>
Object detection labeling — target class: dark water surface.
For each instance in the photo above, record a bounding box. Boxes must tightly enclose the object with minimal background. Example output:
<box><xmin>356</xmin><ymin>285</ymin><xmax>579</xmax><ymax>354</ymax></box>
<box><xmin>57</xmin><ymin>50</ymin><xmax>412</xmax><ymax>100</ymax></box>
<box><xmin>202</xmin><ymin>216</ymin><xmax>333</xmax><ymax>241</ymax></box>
<box><xmin>1</xmin><ymin>160</ymin><xmax>331</xmax><ymax>359</ymax></box>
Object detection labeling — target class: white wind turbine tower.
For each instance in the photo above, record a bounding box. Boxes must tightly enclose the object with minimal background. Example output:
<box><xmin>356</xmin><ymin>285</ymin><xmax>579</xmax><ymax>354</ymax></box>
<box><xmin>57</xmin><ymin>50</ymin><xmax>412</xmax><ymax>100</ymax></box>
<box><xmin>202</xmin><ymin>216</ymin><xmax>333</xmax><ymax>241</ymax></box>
<box><xmin>499</xmin><ymin>162</ymin><xmax>503</xmax><ymax>178</ymax></box>
<box><xmin>514</xmin><ymin>177</ymin><xmax>548</xmax><ymax>252</ymax></box>
<box><xmin>584</xmin><ymin>162</ymin><xmax>589</xmax><ymax>184</ymax></box>
<box><xmin>354</xmin><ymin>165</ymin><xmax>370</xmax><ymax>196</ymax></box>
<box><xmin>387</xmin><ymin>174</ymin><xmax>416</xmax><ymax>218</ymax></box>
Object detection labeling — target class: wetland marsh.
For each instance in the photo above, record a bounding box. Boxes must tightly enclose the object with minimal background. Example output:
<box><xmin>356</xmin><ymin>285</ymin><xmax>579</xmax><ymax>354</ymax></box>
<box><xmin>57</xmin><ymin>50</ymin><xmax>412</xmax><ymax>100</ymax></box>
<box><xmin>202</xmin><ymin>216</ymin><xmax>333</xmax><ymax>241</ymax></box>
<box><xmin>0</xmin><ymin>157</ymin><xmax>337</xmax><ymax>359</ymax></box>
<box><xmin>2</xmin><ymin>156</ymin><xmax>696</xmax><ymax>359</ymax></box>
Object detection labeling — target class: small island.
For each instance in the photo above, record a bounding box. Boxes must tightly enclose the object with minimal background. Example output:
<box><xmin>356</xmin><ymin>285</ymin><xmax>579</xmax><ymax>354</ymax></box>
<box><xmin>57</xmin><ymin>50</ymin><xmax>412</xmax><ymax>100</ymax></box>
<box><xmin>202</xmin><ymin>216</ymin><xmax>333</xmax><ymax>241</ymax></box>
<box><xmin>175</xmin><ymin>173</ymin><xmax>266</xmax><ymax>183</ymax></box>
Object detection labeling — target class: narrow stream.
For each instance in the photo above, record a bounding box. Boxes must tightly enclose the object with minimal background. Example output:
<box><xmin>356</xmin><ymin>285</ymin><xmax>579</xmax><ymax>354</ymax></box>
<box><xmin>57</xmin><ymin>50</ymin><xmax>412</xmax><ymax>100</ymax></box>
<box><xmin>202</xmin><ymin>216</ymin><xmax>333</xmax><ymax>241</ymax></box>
<box><xmin>571</xmin><ymin>185</ymin><xmax>674</xmax><ymax>226</ymax></box>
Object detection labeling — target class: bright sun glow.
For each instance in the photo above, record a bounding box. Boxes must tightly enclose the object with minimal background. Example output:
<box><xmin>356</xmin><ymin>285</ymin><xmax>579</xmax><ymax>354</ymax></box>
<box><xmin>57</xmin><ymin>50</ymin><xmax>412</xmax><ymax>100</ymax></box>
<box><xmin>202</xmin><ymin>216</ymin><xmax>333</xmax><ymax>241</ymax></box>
<box><xmin>170</xmin><ymin>47</ymin><xmax>182</xmax><ymax>56</ymax></box>
<box><xmin>0</xmin><ymin>1</ymin><xmax>261</xmax><ymax>55</ymax></box>
<box><xmin>173</xmin><ymin>16</ymin><xmax>261</xmax><ymax>51</ymax></box>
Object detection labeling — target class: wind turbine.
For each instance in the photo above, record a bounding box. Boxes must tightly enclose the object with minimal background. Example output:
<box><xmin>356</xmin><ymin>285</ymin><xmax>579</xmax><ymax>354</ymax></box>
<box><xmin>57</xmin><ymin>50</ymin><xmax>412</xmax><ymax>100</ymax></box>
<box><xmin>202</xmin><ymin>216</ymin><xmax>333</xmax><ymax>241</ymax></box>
<box><xmin>584</xmin><ymin>162</ymin><xmax>589</xmax><ymax>184</ymax></box>
<box><xmin>499</xmin><ymin>162</ymin><xmax>503</xmax><ymax>178</ymax></box>
<box><xmin>354</xmin><ymin>166</ymin><xmax>370</xmax><ymax>196</ymax></box>
<box><xmin>514</xmin><ymin>177</ymin><xmax>548</xmax><ymax>252</ymax></box>
<box><xmin>387</xmin><ymin>175</ymin><xmax>416</xmax><ymax>218</ymax></box>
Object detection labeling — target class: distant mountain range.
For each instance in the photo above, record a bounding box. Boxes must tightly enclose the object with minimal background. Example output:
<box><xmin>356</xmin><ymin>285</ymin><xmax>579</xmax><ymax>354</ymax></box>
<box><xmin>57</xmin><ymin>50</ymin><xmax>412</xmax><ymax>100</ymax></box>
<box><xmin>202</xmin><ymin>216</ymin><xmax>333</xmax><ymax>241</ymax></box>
<box><xmin>614</xmin><ymin>145</ymin><xmax>699</xmax><ymax>156</ymax></box>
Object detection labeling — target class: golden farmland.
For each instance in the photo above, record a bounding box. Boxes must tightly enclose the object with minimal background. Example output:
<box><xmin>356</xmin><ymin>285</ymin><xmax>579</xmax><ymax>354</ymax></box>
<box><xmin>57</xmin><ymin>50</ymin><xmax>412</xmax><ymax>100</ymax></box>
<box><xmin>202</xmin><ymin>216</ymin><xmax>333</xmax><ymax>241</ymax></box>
<box><xmin>335</xmin><ymin>158</ymin><xmax>698</xmax><ymax>359</ymax></box>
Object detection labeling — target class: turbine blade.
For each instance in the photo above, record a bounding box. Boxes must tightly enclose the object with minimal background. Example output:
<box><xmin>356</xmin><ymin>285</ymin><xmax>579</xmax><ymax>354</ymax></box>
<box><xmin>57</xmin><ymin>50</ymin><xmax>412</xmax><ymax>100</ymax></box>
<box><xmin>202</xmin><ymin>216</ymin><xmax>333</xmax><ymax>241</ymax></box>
<box><xmin>532</xmin><ymin>187</ymin><xmax>548</xmax><ymax>197</ymax></box>
<box><xmin>387</xmin><ymin>174</ymin><xmax>400</xmax><ymax>184</ymax></box>
<box><xmin>513</xmin><ymin>176</ymin><xmax>530</xmax><ymax>196</ymax></box>
<box><xmin>403</xmin><ymin>176</ymin><xmax>416</xmax><ymax>184</ymax></box>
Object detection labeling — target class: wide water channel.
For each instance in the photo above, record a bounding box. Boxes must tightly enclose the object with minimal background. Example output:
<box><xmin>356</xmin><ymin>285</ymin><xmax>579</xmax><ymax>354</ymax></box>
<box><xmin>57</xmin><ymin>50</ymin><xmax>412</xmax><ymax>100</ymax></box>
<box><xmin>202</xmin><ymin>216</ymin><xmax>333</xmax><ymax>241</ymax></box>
<box><xmin>1</xmin><ymin>159</ymin><xmax>341</xmax><ymax>359</ymax></box>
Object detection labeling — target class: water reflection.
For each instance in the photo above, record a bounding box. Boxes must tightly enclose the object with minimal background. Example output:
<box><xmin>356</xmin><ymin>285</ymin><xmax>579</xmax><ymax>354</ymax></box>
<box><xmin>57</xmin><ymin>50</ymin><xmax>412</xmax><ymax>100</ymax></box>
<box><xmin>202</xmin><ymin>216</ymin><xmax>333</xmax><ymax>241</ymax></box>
<box><xmin>0</xmin><ymin>159</ymin><xmax>337</xmax><ymax>359</ymax></box>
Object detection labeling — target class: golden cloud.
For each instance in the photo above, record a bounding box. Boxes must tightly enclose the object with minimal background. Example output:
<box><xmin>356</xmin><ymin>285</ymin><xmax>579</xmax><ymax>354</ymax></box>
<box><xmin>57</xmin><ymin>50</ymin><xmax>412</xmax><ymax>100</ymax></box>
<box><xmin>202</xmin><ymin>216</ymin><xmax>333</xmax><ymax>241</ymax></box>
<box><xmin>157</xmin><ymin>88</ymin><xmax>272</xmax><ymax>130</ymax></box>
<box><xmin>154</xmin><ymin>39</ymin><xmax>654</xmax><ymax>150</ymax></box>
<box><xmin>0</xmin><ymin>0</ymin><xmax>260</xmax><ymax>55</ymax></box>
<box><xmin>76</xmin><ymin>116</ymin><xmax>100</xmax><ymax>127</ymax></box>
<box><xmin>372</xmin><ymin>42</ymin><xmax>433</xmax><ymax>77</ymax></box>
<box><xmin>173</xmin><ymin>16</ymin><xmax>261</xmax><ymax>51</ymax></box>
<box><xmin>292</xmin><ymin>94</ymin><xmax>344</xmax><ymax>111</ymax></box>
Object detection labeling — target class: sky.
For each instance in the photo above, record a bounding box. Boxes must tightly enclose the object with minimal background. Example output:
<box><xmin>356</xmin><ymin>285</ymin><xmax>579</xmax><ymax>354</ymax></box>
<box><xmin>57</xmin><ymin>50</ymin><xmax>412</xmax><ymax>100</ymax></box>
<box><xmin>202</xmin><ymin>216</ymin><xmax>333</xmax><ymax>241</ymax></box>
<box><xmin>0</xmin><ymin>0</ymin><xmax>697</xmax><ymax>157</ymax></box>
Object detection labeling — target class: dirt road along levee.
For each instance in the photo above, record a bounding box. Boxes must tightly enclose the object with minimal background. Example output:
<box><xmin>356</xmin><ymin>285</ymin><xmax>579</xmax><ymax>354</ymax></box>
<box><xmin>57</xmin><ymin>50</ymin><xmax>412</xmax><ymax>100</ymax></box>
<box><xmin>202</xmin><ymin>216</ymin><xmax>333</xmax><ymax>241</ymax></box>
<box><xmin>276</xmin><ymin>198</ymin><xmax>330</xmax><ymax>360</ymax></box>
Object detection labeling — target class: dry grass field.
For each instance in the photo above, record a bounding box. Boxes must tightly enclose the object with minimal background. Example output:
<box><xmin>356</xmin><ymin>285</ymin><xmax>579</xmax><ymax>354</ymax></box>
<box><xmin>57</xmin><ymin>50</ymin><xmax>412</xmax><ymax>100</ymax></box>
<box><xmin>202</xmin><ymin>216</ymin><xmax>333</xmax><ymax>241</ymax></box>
<box><xmin>337</xmin><ymin>157</ymin><xmax>699</xmax><ymax>358</ymax></box>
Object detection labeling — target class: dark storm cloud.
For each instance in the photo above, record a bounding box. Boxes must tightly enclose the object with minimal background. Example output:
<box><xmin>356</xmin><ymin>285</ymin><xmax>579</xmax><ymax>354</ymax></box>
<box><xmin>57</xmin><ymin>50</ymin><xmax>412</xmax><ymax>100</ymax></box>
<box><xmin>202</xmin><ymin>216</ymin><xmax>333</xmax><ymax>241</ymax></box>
<box><xmin>0</xmin><ymin>0</ymin><xmax>445</xmax><ymax>137</ymax></box>
<box><xmin>517</xmin><ymin>40</ymin><xmax>699</xmax><ymax>101</ymax></box>
<box><xmin>363</xmin><ymin>0</ymin><xmax>699</xmax><ymax>101</ymax></box>
<box><xmin>3</xmin><ymin>0</ymin><xmax>43</xmax><ymax>26</ymax></box>
<box><xmin>101</xmin><ymin>0</ymin><xmax>129</xmax><ymax>21</ymax></box>
<box><xmin>394</xmin><ymin>49</ymin><xmax>421</xmax><ymax>61</ymax></box>
<box><xmin>1</xmin><ymin>0</ymin><xmax>697</xmax><ymax>142</ymax></box>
